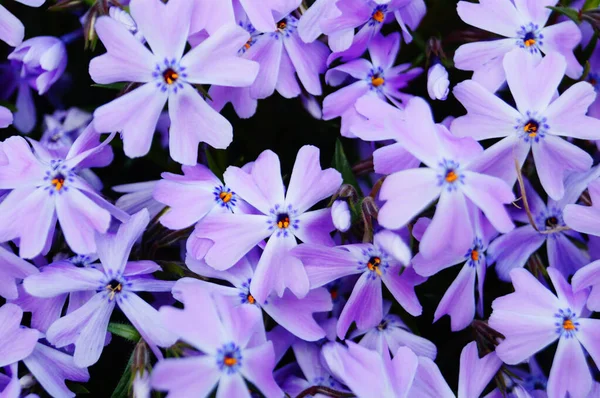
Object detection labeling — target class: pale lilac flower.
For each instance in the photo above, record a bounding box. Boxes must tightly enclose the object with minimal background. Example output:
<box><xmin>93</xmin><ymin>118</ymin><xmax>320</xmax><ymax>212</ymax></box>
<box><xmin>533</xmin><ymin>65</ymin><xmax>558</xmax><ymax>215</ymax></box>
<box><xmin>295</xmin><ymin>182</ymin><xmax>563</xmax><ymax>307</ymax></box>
<box><xmin>0</xmin><ymin>0</ymin><xmax>45</xmax><ymax>47</ymax></box>
<box><xmin>0</xmin><ymin>303</ymin><xmax>89</xmax><ymax>398</ymax></box>
<box><xmin>427</xmin><ymin>63</ymin><xmax>449</xmax><ymax>101</ymax></box>
<box><xmin>452</xmin><ymin>51</ymin><xmax>600</xmax><ymax>200</ymax></box>
<box><xmin>323</xmin><ymin>32</ymin><xmax>421</xmax><ymax>137</ymax></box>
<box><xmin>183</xmin><ymin>252</ymin><xmax>333</xmax><ymax>341</ymax></box>
<box><xmin>113</xmin><ymin>180</ymin><xmax>163</xmax><ymax>220</ymax></box>
<box><xmin>489</xmin><ymin>268</ymin><xmax>600</xmax><ymax>398</ymax></box>
<box><xmin>297</xmin><ymin>0</ymin><xmax>341</xmax><ymax>44</ymax></box>
<box><xmin>109</xmin><ymin>6</ymin><xmax>144</xmax><ymax>42</ymax></box>
<box><xmin>0</xmin><ymin>131</ymin><xmax>125</xmax><ymax>258</ymax></box>
<box><xmin>0</xmin><ymin>106</ymin><xmax>12</xmax><ymax>128</ymax></box>
<box><xmin>455</xmin><ymin>0</ymin><xmax>582</xmax><ymax>92</ymax></box>
<box><xmin>40</xmin><ymin>108</ymin><xmax>92</xmax><ymax>157</ymax></box>
<box><xmin>192</xmin><ymin>145</ymin><xmax>342</xmax><ymax>303</ymax></box>
<box><xmin>350</xmin><ymin>300</ymin><xmax>437</xmax><ymax>359</ymax></box>
<box><xmin>564</xmin><ymin>178</ymin><xmax>600</xmax><ymax>238</ymax></box>
<box><xmin>0</xmin><ymin>244</ymin><xmax>38</xmax><ymax>300</ymax></box>
<box><xmin>90</xmin><ymin>0</ymin><xmax>259</xmax><ymax>165</ymax></box>
<box><xmin>332</xmin><ymin>200</ymin><xmax>351</xmax><ymax>232</ymax></box>
<box><xmin>292</xmin><ymin>231</ymin><xmax>423</xmax><ymax>338</ymax></box>
<box><xmin>24</xmin><ymin>210</ymin><xmax>177</xmax><ymax>367</ymax></box>
<box><xmin>457</xmin><ymin>341</ymin><xmax>502</xmax><ymax>398</ymax></box>
<box><xmin>154</xmin><ymin>283</ymin><xmax>283</xmax><ymax>398</ymax></box>
<box><xmin>488</xmin><ymin>172</ymin><xmax>596</xmax><ymax>282</ymax></box>
<box><xmin>357</xmin><ymin>96</ymin><xmax>515</xmax><ymax>259</ymax></box>
<box><xmin>412</xmin><ymin>209</ymin><xmax>496</xmax><ymax>331</ymax></box>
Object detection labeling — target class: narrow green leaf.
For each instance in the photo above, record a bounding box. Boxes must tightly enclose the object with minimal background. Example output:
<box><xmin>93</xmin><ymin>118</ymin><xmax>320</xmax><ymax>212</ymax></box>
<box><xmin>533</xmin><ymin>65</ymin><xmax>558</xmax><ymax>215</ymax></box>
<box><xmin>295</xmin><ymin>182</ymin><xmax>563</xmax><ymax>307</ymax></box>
<box><xmin>582</xmin><ymin>32</ymin><xmax>599</xmax><ymax>63</ymax></box>
<box><xmin>0</xmin><ymin>101</ymin><xmax>17</xmax><ymax>112</ymax></box>
<box><xmin>110</xmin><ymin>350</ymin><xmax>134</xmax><ymax>398</ymax></box>
<box><xmin>332</xmin><ymin>139</ymin><xmax>360</xmax><ymax>193</ymax></box>
<box><xmin>547</xmin><ymin>6</ymin><xmax>581</xmax><ymax>23</ymax></box>
<box><xmin>205</xmin><ymin>147</ymin><xmax>226</xmax><ymax>180</ymax></box>
<box><xmin>583</xmin><ymin>0</ymin><xmax>600</xmax><ymax>11</ymax></box>
<box><xmin>108</xmin><ymin>323</ymin><xmax>141</xmax><ymax>342</ymax></box>
<box><xmin>91</xmin><ymin>83</ymin><xmax>127</xmax><ymax>90</ymax></box>
<box><xmin>65</xmin><ymin>382</ymin><xmax>90</xmax><ymax>394</ymax></box>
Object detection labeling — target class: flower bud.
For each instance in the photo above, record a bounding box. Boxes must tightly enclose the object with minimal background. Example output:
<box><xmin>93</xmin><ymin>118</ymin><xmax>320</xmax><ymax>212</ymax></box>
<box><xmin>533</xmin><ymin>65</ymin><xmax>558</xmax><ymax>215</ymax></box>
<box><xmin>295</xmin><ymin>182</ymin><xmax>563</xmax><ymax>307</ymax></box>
<box><xmin>332</xmin><ymin>200</ymin><xmax>351</xmax><ymax>232</ymax></box>
<box><xmin>427</xmin><ymin>63</ymin><xmax>449</xmax><ymax>101</ymax></box>
<box><xmin>8</xmin><ymin>36</ymin><xmax>67</xmax><ymax>95</ymax></box>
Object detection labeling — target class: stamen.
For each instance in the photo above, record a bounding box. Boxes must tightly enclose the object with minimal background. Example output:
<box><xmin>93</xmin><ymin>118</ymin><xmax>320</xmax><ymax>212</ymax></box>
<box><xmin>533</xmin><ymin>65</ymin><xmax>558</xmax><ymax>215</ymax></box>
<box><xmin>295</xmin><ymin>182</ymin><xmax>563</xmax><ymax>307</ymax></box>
<box><xmin>371</xmin><ymin>76</ymin><xmax>385</xmax><ymax>87</ymax></box>
<box><xmin>223</xmin><ymin>356</ymin><xmax>237</xmax><ymax>367</ymax></box>
<box><xmin>523</xmin><ymin>120</ymin><xmax>539</xmax><ymax>137</ymax></box>
<box><xmin>330</xmin><ymin>288</ymin><xmax>338</xmax><ymax>300</ymax></box>
<box><xmin>51</xmin><ymin>174</ymin><xmax>66</xmax><ymax>191</ymax></box>
<box><xmin>162</xmin><ymin>68</ymin><xmax>179</xmax><ymax>85</ymax></box>
<box><xmin>523</xmin><ymin>32</ymin><xmax>536</xmax><ymax>47</ymax></box>
<box><xmin>545</xmin><ymin>216</ymin><xmax>558</xmax><ymax>229</ymax></box>
<box><xmin>367</xmin><ymin>256</ymin><xmax>382</xmax><ymax>276</ymax></box>
<box><xmin>563</xmin><ymin>319</ymin><xmax>575</xmax><ymax>331</ymax></box>
<box><xmin>247</xmin><ymin>294</ymin><xmax>255</xmax><ymax>305</ymax></box>
<box><xmin>106</xmin><ymin>279</ymin><xmax>123</xmax><ymax>301</ymax></box>
<box><xmin>445</xmin><ymin>170</ymin><xmax>458</xmax><ymax>183</ymax></box>
<box><xmin>372</xmin><ymin>10</ymin><xmax>385</xmax><ymax>23</ymax></box>
<box><xmin>219</xmin><ymin>191</ymin><xmax>233</xmax><ymax>203</ymax></box>
<box><xmin>277</xmin><ymin>213</ymin><xmax>290</xmax><ymax>229</ymax></box>
<box><xmin>277</xmin><ymin>21</ymin><xmax>287</xmax><ymax>30</ymax></box>
<box><xmin>470</xmin><ymin>249</ymin><xmax>479</xmax><ymax>262</ymax></box>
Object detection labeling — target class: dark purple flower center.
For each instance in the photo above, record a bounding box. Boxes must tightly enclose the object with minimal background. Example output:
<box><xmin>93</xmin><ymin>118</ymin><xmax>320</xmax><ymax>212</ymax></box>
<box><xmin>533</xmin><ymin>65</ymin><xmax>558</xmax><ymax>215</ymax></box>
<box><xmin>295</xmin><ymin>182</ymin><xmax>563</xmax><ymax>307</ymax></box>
<box><xmin>377</xmin><ymin>319</ymin><xmax>388</xmax><ymax>330</ymax></box>
<box><xmin>523</xmin><ymin>119</ymin><xmax>539</xmax><ymax>137</ymax></box>
<box><xmin>162</xmin><ymin>68</ymin><xmax>179</xmax><ymax>85</ymax></box>
<box><xmin>106</xmin><ymin>279</ymin><xmax>123</xmax><ymax>300</ymax></box>
<box><xmin>367</xmin><ymin>256</ymin><xmax>382</xmax><ymax>275</ymax></box>
<box><xmin>523</xmin><ymin>31</ymin><xmax>536</xmax><ymax>47</ymax></box>
<box><xmin>545</xmin><ymin>216</ymin><xmax>558</xmax><ymax>229</ymax></box>
<box><xmin>276</xmin><ymin>213</ymin><xmax>290</xmax><ymax>229</ymax></box>
<box><xmin>51</xmin><ymin>173</ymin><xmax>66</xmax><ymax>191</ymax></box>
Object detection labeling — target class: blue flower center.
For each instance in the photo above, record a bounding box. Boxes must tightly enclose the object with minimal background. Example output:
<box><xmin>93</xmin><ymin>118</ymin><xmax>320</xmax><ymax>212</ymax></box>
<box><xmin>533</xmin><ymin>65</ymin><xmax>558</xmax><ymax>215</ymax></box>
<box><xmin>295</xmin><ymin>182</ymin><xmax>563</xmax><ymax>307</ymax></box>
<box><xmin>555</xmin><ymin>308</ymin><xmax>579</xmax><ymax>338</ymax></box>
<box><xmin>217</xmin><ymin>343</ymin><xmax>243</xmax><ymax>374</ymax></box>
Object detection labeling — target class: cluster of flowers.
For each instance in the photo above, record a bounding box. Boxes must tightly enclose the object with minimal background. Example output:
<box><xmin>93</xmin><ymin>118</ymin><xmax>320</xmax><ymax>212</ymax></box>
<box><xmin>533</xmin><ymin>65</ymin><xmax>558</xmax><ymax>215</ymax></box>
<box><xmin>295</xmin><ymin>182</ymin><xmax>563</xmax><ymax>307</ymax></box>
<box><xmin>1</xmin><ymin>0</ymin><xmax>600</xmax><ymax>397</ymax></box>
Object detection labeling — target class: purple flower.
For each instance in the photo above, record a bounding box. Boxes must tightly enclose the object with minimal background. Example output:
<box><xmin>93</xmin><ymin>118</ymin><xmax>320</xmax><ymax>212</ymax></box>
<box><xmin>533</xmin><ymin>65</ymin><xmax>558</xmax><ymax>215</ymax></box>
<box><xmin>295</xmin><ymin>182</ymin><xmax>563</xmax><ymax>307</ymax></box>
<box><xmin>350</xmin><ymin>300</ymin><xmax>437</xmax><ymax>359</ymax></box>
<box><xmin>191</xmin><ymin>0</ymin><xmax>300</xmax><ymax>34</ymax></box>
<box><xmin>297</xmin><ymin>0</ymin><xmax>341</xmax><ymax>44</ymax></box>
<box><xmin>0</xmin><ymin>244</ymin><xmax>38</xmax><ymax>300</ymax></box>
<box><xmin>89</xmin><ymin>0</ymin><xmax>259</xmax><ymax>165</ymax></box>
<box><xmin>457</xmin><ymin>341</ymin><xmax>502</xmax><ymax>398</ymax></box>
<box><xmin>292</xmin><ymin>231</ymin><xmax>423</xmax><ymax>338</ymax></box>
<box><xmin>192</xmin><ymin>145</ymin><xmax>342</xmax><ymax>303</ymax></box>
<box><xmin>0</xmin><ymin>303</ymin><xmax>89</xmax><ymax>398</ymax></box>
<box><xmin>113</xmin><ymin>180</ymin><xmax>163</xmax><ymax>220</ymax></box>
<box><xmin>0</xmin><ymin>131</ymin><xmax>125</xmax><ymax>258</ymax></box>
<box><xmin>488</xmin><ymin>172</ymin><xmax>596</xmax><ymax>282</ymax></box>
<box><xmin>184</xmin><ymin>252</ymin><xmax>333</xmax><ymax>341</ymax></box>
<box><xmin>40</xmin><ymin>108</ymin><xmax>92</xmax><ymax>158</ymax></box>
<box><xmin>0</xmin><ymin>0</ymin><xmax>45</xmax><ymax>47</ymax></box>
<box><xmin>9</xmin><ymin>36</ymin><xmax>67</xmax><ymax>95</ymax></box>
<box><xmin>357</xmin><ymin>96</ymin><xmax>515</xmax><ymax>259</ymax></box>
<box><xmin>23</xmin><ymin>210</ymin><xmax>177</xmax><ymax>367</ymax></box>
<box><xmin>322</xmin><ymin>0</ymin><xmax>426</xmax><ymax>63</ymax></box>
<box><xmin>489</xmin><ymin>268</ymin><xmax>600</xmax><ymax>398</ymax></box>
<box><xmin>0</xmin><ymin>106</ymin><xmax>12</xmax><ymax>128</ymax></box>
<box><xmin>452</xmin><ymin>51</ymin><xmax>600</xmax><ymax>200</ymax></box>
<box><xmin>109</xmin><ymin>6</ymin><xmax>144</xmax><ymax>42</ymax></box>
<box><xmin>572</xmin><ymin>258</ymin><xmax>600</xmax><ymax>313</ymax></box>
<box><xmin>455</xmin><ymin>0</ymin><xmax>582</xmax><ymax>92</ymax></box>
<box><xmin>427</xmin><ymin>63</ymin><xmax>449</xmax><ymax>101</ymax></box>
<box><xmin>412</xmin><ymin>209</ymin><xmax>496</xmax><ymax>331</ymax></box>
<box><xmin>564</xmin><ymin>178</ymin><xmax>600</xmax><ymax>238</ymax></box>
<box><xmin>153</xmin><ymin>283</ymin><xmax>283</xmax><ymax>398</ymax></box>
<box><xmin>323</xmin><ymin>32</ymin><xmax>421</xmax><ymax>137</ymax></box>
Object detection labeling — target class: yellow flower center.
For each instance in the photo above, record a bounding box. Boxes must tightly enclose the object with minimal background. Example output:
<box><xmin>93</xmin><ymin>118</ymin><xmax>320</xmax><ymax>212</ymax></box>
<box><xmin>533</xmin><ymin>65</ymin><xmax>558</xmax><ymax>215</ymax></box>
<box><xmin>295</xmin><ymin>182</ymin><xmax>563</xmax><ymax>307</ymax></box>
<box><xmin>51</xmin><ymin>176</ymin><xmax>65</xmax><ymax>191</ymax></box>
<box><xmin>277</xmin><ymin>214</ymin><xmax>290</xmax><ymax>229</ymax></box>
<box><xmin>471</xmin><ymin>249</ymin><xmax>479</xmax><ymax>262</ymax></box>
<box><xmin>224</xmin><ymin>356</ymin><xmax>237</xmax><ymax>367</ymax></box>
<box><xmin>163</xmin><ymin>68</ymin><xmax>179</xmax><ymax>85</ymax></box>
<box><xmin>445</xmin><ymin>170</ymin><xmax>458</xmax><ymax>183</ymax></box>
<box><xmin>367</xmin><ymin>256</ymin><xmax>382</xmax><ymax>276</ymax></box>
<box><xmin>371</xmin><ymin>76</ymin><xmax>385</xmax><ymax>87</ymax></box>
<box><xmin>524</xmin><ymin>38</ymin><xmax>536</xmax><ymax>47</ymax></box>
<box><xmin>219</xmin><ymin>191</ymin><xmax>232</xmax><ymax>203</ymax></box>
<box><xmin>563</xmin><ymin>319</ymin><xmax>575</xmax><ymax>331</ymax></box>
<box><xmin>372</xmin><ymin>10</ymin><xmax>385</xmax><ymax>23</ymax></box>
<box><xmin>524</xmin><ymin>121</ymin><xmax>539</xmax><ymax>138</ymax></box>
<box><xmin>247</xmin><ymin>294</ymin><xmax>255</xmax><ymax>305</ymax></box>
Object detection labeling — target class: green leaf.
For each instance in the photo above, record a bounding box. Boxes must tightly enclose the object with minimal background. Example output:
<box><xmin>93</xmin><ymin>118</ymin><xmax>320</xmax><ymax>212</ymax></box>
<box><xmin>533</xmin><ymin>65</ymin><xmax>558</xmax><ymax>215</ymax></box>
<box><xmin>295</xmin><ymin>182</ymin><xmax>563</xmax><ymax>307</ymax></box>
<box><xmin>91</xmin><ymin>83</ymin><xmax>127</xmax><ymax>91</ymax></box>
<box><xmin>65</xmin><ymin>382</ymin><xmax>90</xmax><ymax>394</ymax></box>
<box><xmin>205</xmin><ymin>147</ymin><xmax>227</xmax><ymax>180</ymax></box>
<box><xmin>332</xmin><ymin>139</ymin><xmax>360</xmax><ymax>193</ymax></box>
<box><xmin>110</xmin><ymin>351</ymin><xmax>134</xmax><ymax>398</ymax></box>
<box><xmin>108</xmin><ymin>323</ymin><xmax>141</xmax><ymax>342</ymax></box>
<box><xmin>0</xmin><ymin>101</ymin><xmax>17</xmax><ymax>112</ymax></box>
<box><xmin>547</xmin><ymin>6</ymin><xmax>581</xmax><ymax>23</ymax></box>
<box><xmin>584</xmin><ymin>0</ymin><xmax>600</xmax><ymax>11</ymax></box>
<box><xmin>582</xmin><ymin>32</ymin><xmax>599</xmax><ymax>63</ymax></box>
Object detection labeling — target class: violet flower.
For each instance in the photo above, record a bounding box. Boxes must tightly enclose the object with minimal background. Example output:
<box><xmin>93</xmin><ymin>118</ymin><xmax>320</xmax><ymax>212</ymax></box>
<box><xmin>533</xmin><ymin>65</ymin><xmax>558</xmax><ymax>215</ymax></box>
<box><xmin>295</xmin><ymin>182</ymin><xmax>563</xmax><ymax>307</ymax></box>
<box><xmin>489</xmin><ymin>268</ymin><xmax>600</xmax><ymax>398</ymax></box>
<box><xmin>564</xmin><ymin>178</ymin><xmax>600</xmax><ymax>238</ymax></box>
<box><xmin>0</xmin><ymin>303</ymin><xmax>89</xmax><ymax>398</ymax></box>
<box><xmin>452</xmin><ymin>51</ymin><xmax>600</xmax><ymax>200</ymax></box>
<box><xmin>0</xmin><ymin>0</ymin><xmax>45</xmax><ymax>47</ymax></box>
<box><xmin>322</xmin><ymin>0</ymin><xmax>426</xmax><ymax>63</ymax></box>
<box><xmin>23</xmin><ymin>210</ymin><xmax>177</xmax><ymax>367</ymax></box>
<box><xmin>292</xmin><ymin>231</ymin><xmax>423</xmax><ymax>338</ymax></box>
<box><xmin>183</xmin><ymin>252</ymin><xmax>333</xmax><ymax>341</ymax></box>
<box><xmin>89</xmin><ymin>0</ymin><xmax>259</xmax><ymax>165</ymax></box>
<box><xmin>455</xmin><ymin>0</ymin><xmax>582</xmax><ymax>92</ymax></box>
<box><xmin>356</xmin><ymin>96</ymin><xmax>515</xmax><ymax>259</ymax></box>
<box><xmin>350</xmin><ymin>300</ymin><xmax>437</xmax><ymax>359</ymax></box>
<box><xmin>323</xmin><ymin>32</ymin><xmax>421</xmax><ymax>137</ymax></box>
<box><xmin>192</xmin><ymin>145</ymin><xmax>342</xmax><ymax>303</ymax></box>
<box><xmin>40</xmin><ymin>108</ymin><xmax>92</xmax><ymax>158</ymax></box>
<box><xmin>0</xmin><ymin>244</ymin><xmax>38</xmax><ymax>300</ymax></box>
<box><xmin>0</xmin><ymin>131</ymin><xmax>125</xmax><ymax>258</ymax></box>
<box><xmin>0</xmin><ymin>106</ymin><xmax>12</xmax><ymax>128</ymax></box>
<box><xmin>153</xmin><ymin>283</ymin><xmax>283</xmax><ymax>398</ymax></box>
<box><xmin>488</xmin><ymin>172</ymin><xmax>596</xmax><ymax>282</ymax></box>
<box><xmin>412</xmin><ymin>209</ymin><xmax>496</xmax><ymax>331</ymax></box>
<box><xmin>113</xmin><ymin>180</ymin><xmax>163</xmax><ymax>220</ymax></box>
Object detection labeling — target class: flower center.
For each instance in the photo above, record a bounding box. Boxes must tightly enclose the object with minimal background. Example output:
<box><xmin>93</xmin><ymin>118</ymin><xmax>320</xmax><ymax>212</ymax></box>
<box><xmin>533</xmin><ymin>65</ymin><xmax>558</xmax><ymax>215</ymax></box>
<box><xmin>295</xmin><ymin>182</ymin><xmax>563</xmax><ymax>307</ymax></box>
<box><xmin>372</xmin><ymin>10</ymin><xmax>385</xmax><ymax>23</ymax></box>
<box><xmin>219</xmin><ymin>191</ymin><xmax>232</xmax><ymax>203</ymax></box>
<box><xmin>51</xmin><ymin>173</ymin><xmax>66</xmax><ymax>191</ymax></box>
<box><xmin>377</xmin><ymin>320</ymin><xmax>388</xmax><ymax>331</ymax></box>
<box><xmin>371</xmin><ymin>75</ymin><xmax>385</xmax><ymax>87</ymax></box>
<box><xmin>563</xmin><ymin>319</ymin><xmax>575</xmax><ymax>331</ymax></box>
<box><xmin>162</xmin><ymin>68</ymin><xmax>179</xmax><ymax>85</ymax></box>
<box><xmin>217</xmin><ymin>343</ymin><xmax>242</xmax><ymax>374</ymax></box>
<box><xmin>523</xmin><ymin>120</ymin><xmax>539</xmax><ymax>137</ymax></box>
<box><xmin>277</xmin><ymin>20</ymin><xmax>287</xmax><ymax>30</ymax></box>
<box><xmin>106</xmin><ymin>279</ymin><xmax>123</xmax><ymax>301</ymax></box>
<box><xmin>523</xmin><ymin>32</ymin><xmax>536</xmax><ymax>47</ymax></box>
<box><xmin>277</xmin><ymin>213</ymin><xmax>290</xmax><ymax>229</ymax></box>
<box><xmin>470</xmin><ymin>249</ymin><xmax>479</xmax><ymax>262</ymax></box>
<box><xmin>330</xmin><ymin>287</ymin><xmax>338</xmax><ymax>300</ymax></box>
<box><xmin>545</xmin><ymin>216</ymin><xmax>558</xmax><ymax>229</ymax></box>
<box><xmin>367</xmin><ymin>256</ymin><xmax>382</xmax><ymax>276</ymax></box>
<box><xmin>223</xmin><ymin>356</ymin><xmax>237</xmax><ymax>366</ymax></box>
<box><xmin>554</xmin><ymin>308</ymin><xmax>579</xmax><ymax>337</ymax></box>
<box><xmin>445</xmin><ymin>170</ymin><xmax>458</xmax><ymax>183</ymax></box>
<box><xmin>246</xmin><ymin>294</ymin><xmax>255</xmax><ymax>305</ymax></box>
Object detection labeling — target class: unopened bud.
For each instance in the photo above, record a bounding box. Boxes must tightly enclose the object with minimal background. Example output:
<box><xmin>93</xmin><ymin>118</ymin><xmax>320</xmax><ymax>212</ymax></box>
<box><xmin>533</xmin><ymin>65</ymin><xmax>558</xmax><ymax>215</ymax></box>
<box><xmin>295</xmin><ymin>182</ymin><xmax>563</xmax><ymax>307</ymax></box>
<box><xmin>332</xmin><ymin>200</ymin><xmax>351</xmax><ymax>232</ymax></box>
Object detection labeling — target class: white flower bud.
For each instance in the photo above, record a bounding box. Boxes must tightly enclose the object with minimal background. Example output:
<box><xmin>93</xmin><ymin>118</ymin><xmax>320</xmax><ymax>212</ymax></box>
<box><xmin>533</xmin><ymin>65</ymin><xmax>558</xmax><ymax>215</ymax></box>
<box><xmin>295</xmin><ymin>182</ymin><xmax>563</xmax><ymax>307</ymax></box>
<box><xmin>332</xmin><ymin>200</ymin><xmax>351</xmax><ymax>232</ymax></box>
<box><xmin>427</xmin><ymin>63</ymin><xmax>450</xmax><ymax>101</ymax></box>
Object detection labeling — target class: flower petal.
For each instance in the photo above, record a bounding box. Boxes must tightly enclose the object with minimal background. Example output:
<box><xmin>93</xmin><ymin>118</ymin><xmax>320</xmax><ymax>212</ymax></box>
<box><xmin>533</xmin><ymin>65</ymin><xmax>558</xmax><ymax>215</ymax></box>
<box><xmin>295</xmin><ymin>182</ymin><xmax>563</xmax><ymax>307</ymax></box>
<box><xmin>0</xmin><ymin>303</ymin><xmax>39</xmax><ymax>367</ymax></box>
<box><xmin>151</xmin><ymin>357</ymin><xmax>220</xmax><ymax>397</ymax></box>
<box><xmin>337</xmin><ymin>273</ymin><xmax>383</xmax><ymax>338</ymax></box>
<box><xmin>118</xmin><ymin>292</ymin><xmax>177</xmax><ymax>347</ymax></box>
<box><xmin>547</xmin><ymin>337</ymin><xmax>592</xmax><ymax>398</ymax></box>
